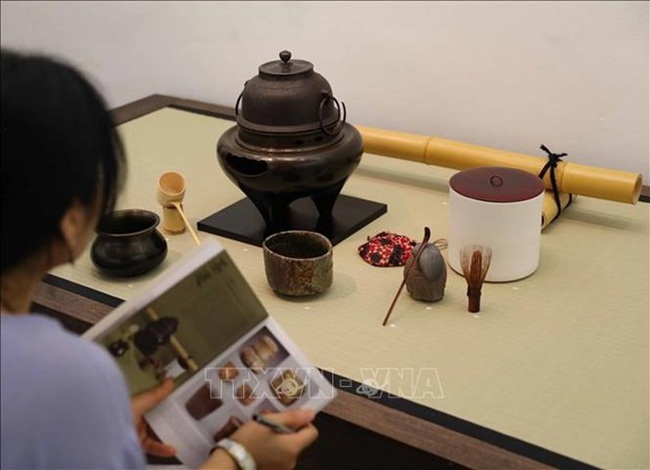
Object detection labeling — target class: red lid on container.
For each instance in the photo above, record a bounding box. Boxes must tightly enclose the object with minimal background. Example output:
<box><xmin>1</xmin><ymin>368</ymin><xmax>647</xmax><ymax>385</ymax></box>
<box><xmin>449</xmin><ymin>167</ymin><xmax>544</xmax><ymax>203</ymax></box>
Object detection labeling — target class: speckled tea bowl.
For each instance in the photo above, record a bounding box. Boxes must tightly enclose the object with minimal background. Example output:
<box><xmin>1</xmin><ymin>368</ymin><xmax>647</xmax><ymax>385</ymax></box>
<box><xmin>263</xmin><ymin>230</ymin><xmax>333</xmax><ymax>297</ymax></box>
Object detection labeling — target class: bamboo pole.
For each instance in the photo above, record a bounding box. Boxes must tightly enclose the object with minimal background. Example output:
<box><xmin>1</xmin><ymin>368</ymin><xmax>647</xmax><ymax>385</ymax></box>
<box><xmin>542</xmin><ymin>191</ymin><xmax>575</xmax><ymax>230</ymax></box>
<box><xmin>357</xmin><ymin>126</ymin><xmax>642</xmax><ymax>205</ymax></box>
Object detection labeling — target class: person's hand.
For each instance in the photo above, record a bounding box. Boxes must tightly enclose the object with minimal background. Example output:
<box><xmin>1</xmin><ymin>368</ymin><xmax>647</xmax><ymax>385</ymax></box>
<box><xmin>131</xmin><ymin>378</ymin><xmax>177</xmax><ymax>458</ymax></box>
<box><xmin>202</xmin><ymin>408</ymin><xmax>318</xmax><ymax>470</ymax></box>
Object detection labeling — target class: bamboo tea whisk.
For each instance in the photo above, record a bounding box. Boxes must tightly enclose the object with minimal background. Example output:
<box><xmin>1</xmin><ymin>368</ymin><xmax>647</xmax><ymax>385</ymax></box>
<box><xmin>459</xmin><ymin>245</ymin><xmax>492</xmax><ymax>313</ymax></box>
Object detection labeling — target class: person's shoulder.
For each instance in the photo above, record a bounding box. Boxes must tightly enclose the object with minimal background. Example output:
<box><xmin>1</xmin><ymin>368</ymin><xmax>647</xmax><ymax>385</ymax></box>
<box><xmin>1</xmin><ymin>313</ymin><xmax>130</xmax><ymax>413</ymax></box>
<box><xmin>2</xmin><ymin>313</ymin><xmax>123</xmax><ymax>386</ymax></box>
<box><xmin>1</xmin><ymin>314</ymin><xmax>145</xmax><ymax>469</ymax></box>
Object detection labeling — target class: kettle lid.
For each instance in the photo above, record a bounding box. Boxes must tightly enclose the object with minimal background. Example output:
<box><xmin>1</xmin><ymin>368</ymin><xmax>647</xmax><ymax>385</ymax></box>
<box><xmin>258</xmin><ymin>50</ymin><xmax>313</xmax><ymax>78</ymax></box>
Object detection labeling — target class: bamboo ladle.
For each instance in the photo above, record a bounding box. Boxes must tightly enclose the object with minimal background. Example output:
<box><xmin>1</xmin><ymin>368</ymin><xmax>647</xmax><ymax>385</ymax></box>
<box><xmin>157</xmin><ymin>171</ymin><xmax>201</xmax><ymax>246</ymax></box>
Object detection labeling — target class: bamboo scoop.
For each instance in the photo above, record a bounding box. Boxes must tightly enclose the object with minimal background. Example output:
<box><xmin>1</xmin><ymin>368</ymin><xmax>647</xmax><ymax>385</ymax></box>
<box><xmin>459</xmin><ymin>245</ymin><xmax>492</xmax><ymax>313</ymax></box>
<box><xmin>157</xmin><ymin>171</ymin><xmax>201</xmax><ymax>246</ymax></box>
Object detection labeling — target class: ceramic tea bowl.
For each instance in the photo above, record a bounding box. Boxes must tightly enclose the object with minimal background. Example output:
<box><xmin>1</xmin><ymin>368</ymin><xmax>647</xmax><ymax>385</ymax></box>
<box><xmin>91</xmin><ymin>209</ymin><xmax>167</xmax><ymax>277</ymax></box>
<box><xmin>263</xmin><ymin>230</ymin><xmax>333</xmax><ymax>297</ymax></box>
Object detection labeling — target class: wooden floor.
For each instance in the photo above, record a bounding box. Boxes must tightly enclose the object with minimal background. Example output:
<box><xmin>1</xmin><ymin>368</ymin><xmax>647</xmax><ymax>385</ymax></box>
<box><xmin>297</xmin><ymin>412</ymin><xmax>465</xmax><ymax>469</ymax></box>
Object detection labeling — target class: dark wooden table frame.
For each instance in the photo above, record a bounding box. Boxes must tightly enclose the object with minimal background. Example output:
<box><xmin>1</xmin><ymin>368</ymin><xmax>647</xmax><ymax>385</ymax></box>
<box><xmin>34</xmin><ymin>94</ymin><xmax>619</xmax><ymax>469</ymax></box>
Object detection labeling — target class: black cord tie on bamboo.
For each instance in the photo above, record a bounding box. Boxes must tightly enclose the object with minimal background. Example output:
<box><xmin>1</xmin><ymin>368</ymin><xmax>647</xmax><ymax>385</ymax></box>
<box><xmin>539</xmin><ymin>144</ymin><xmax>572</xmax><ymax>223</ymax></box>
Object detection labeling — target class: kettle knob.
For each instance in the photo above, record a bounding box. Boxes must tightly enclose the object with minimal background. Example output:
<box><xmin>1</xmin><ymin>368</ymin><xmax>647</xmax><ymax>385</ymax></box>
<box><xmin>279</xmin><ymin>50</ymin><xmax>292</xmax><ymax>63</ymax></box>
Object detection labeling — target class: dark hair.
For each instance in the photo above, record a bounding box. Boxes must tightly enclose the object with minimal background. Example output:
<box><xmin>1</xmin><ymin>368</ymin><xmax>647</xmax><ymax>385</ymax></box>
<box><xmin>1</xmin><ymin>49</ymin><xmax>125</xmax><ymax>272</ymax></box>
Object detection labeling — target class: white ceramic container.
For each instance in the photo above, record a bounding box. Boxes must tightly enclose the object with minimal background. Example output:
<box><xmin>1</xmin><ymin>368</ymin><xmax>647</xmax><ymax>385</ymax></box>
<box><xmin>448</xmin><ymin>167</ymin><xmax>545</xmax><ymax>282</ymax></box>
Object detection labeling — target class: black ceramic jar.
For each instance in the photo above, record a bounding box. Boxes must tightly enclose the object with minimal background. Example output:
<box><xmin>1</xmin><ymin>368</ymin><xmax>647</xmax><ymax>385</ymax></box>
<box><xmin>91</xmin><ymin>209</ymin><xmax>167</xmax><ymax>277</ymax></box>
<box><xmin>217</xmin><ymin>50</ymin><xmax>363</xmax><ymax>232</ymax></box>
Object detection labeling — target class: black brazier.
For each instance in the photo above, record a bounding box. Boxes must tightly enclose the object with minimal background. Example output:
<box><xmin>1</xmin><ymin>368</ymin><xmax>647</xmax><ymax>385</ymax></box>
<box><xmin>216</xmin><ymin>51</ymin><xmax>364</xmax><ymax>232</ymax></box>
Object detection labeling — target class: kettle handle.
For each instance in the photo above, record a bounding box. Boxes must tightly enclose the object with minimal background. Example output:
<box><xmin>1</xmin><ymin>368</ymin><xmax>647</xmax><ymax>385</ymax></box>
<box><xmin>235</xmin><ymin>91</ymin><xmax>244</xmax><ymax>116</ymax></box>
<box><xmin>319</xmin><ymin>94</ymin><xmax>346</xmax><ymax>136</ymax></box>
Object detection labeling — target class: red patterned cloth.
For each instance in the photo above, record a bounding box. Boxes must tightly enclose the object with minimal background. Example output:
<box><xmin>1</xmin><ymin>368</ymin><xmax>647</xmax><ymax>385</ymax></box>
<box><xmin>358</xmin><ymin>231</ymin><xmax>416</xmax><ymax>267</ymax></box>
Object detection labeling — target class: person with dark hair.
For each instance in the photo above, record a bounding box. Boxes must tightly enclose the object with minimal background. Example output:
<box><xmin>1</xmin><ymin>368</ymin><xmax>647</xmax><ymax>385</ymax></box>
<box><xmin>0</xmin><ymin>49</ymin><xmax>318</xmax><ymax>469</ymax></box>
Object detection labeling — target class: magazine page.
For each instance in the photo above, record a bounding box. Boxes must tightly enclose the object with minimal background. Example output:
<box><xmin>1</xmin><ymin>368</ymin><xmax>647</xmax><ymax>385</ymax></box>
<box><xmin>83</xmin><ymin>239</ymin><xmax>336</xmax><ymax>467</ymax></box>
<box><xmin>146</xmin><ymin>316</ymin><xmax>336</xmax><ymax>468</ymax></box>
<box><xmin>84</xmin><ymin>239</ymin><xmax>268</xmax><ymax>395</ymax></box>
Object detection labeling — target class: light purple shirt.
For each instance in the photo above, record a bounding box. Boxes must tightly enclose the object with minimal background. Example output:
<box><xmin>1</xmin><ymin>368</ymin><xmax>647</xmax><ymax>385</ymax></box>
<box><xmin>1</xmin><ymin>314</ymin><xmax>145</xmax><ymax>469</ymax></box>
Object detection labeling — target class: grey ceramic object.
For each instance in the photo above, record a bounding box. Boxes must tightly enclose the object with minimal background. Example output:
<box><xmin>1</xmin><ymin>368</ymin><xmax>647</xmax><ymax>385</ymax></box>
<box><xmin>404</xmin><ymin>243</ymin><xmax>447</xmax><ymax>302</ymax></box>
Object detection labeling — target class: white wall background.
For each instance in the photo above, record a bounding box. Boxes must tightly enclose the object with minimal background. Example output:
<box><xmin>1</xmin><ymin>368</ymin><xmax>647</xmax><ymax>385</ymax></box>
<box><xmin>2</xmin><ymin>1</ymin><xmax>648</xmax><ymax>183</ymax></box>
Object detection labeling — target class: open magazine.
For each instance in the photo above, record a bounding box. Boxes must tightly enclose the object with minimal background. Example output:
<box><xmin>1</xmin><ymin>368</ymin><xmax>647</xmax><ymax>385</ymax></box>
<box><xmin>83</xmin><ymin>239</ymin><xmax>336</xmax><ymax>468</ymax></box>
